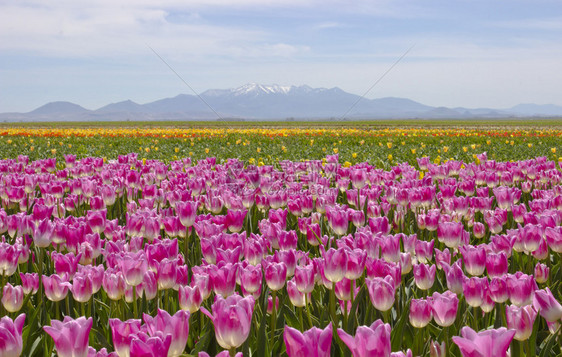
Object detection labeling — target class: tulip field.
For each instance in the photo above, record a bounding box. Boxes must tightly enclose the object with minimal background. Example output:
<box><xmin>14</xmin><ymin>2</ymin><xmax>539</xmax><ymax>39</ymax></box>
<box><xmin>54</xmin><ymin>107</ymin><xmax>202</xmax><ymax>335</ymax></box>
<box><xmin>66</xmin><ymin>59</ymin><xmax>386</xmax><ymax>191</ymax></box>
<box><xmin>1</xmin><ymin>121</ymin><xmax>562</xmax><ymax>356</ymax></box>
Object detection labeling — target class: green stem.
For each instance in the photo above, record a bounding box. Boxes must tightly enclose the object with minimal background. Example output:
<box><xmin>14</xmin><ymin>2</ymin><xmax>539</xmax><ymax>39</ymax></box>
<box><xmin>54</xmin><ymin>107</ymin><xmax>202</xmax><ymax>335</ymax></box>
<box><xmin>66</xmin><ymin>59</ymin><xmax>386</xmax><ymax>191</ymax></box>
<box><xmin>133</xmin><ymin>285</ymin><xmax>138</xmax><ymax>318</ymax></box>
<box><xmin>65</xmin><ymin>295</ymin><xmax>71</xmax><ymax>317</ymax></box>
<box><xmin>305</xmin><ymin>296</ymin><xmax>313</xmax><ymax>328</ymax></box>
<box><xmin>444</xmin><ymin>326</ymin><xmax>450</xmax><ymax>357</ymax></box>
<box><xmin>37</xmin><ymin>248</ymin><xmax>44</xmax><ymax>322</ymax></box>
<box><xmin>329</xmin><ymin>288</ymin><xmax>337</xmax><ymax>326</ymax></box>
<box><xmin>270</xmin><ymin>290</ymin><xmax>277</xmax><ymax>352</ymax></box>
<box><xmin>0</xmin><ymin>274</ymin><xmax>6</xmax><ymax>316</ymax></box>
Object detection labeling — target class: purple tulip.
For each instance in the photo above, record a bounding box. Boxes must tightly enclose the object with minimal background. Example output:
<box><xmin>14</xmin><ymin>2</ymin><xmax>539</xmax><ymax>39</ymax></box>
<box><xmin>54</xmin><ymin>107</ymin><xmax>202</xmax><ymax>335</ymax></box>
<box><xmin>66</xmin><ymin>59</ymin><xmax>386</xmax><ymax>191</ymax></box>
<box><xmin>109</xmin><ymin>318</ymin><xmax>142</xmax><ymax>357</ymax></box>
<box><xmin>43</xmin><ymin>274</ymin><xmax>72</xmax><ymax>302</ymax></box>
<box><xmin>211</xmin><ymin>263</ymin><xmax>238</xmax><ymax>297</ymax></box>
<box><xmin>506</xmin><ymin>304</ymin><xmax>537</xmax><ymax>341</ymax></box>
<box><xmin>533</xmin><ymin>287</ymin><xmax>562</xmax><ymax>322</ymax></box>
<box><xmin>71</xmin><ymin>273</ymin><xmax>94</xmax><ymax>303</ymax></box>
<box><xmin>452</xmin><ymin>326</ymin><xmax>515</xmax><ymax>357</ymax></box>
<box><xmin>44</xmin><ymin>316</ymin><xmax>93</xmax><ymax>357</ymax></box>
<box><xmin>263</xmin><ymin>261</ymin><xmax>287</xmax><ymax>291</ymax></box>
<box><xmin>294</xmin><ymin>264</ymin><xmax>315</xmax><ymax>294</ymax></box>
<box><xmin>201</xmin><ymin>293</ymin><xmax>255</xmax><ymax>350</ymax></box>
<box><xmin>366</xmin><ymin>276</ymin><xmax>395</xmax><ymax>312</ymax></box>
<box><xmin>413</xmin><ymin>263</ymin><xmax>436</xmax><ymax>290</ymax></box>
<box><xmin>460</xmin><ymin>245</ymin><xmax>486</xmax><ymax>276</ymax></box>
<box><xmin>534</xmin><ymin>262</ymin><xmax>549</xmax><ymax>284</ymax></box>
<box><xmin>429</xmin><ymin>291</ymin><xmax>459</xmax><ymax>327</ymax></box>
<box><xmin>179</xmin><ymin>285</ymin><xmax>203</xmax><ymax>313</ymax></box>
<box><xmin>284</xmin><ymin>322</ymin><xmax>332</xmax><ymax>357</ymax></box>
<box><xmin>176</xmin><ymin>201</ymin><xmax>199</xmax><ymax>228</ymax></box>
<box><xmin>287</xmin><ymin>278</ymin><xmax>308</xmax><ymax>307</ymax></box>
<box><xmin>120</xmin><ymin>251</ymin><xmax>148</xmax><ymax>287</ymax></box>
<box><xmin>143</xmin><ymin>309</ymin><xmax>190</xmax><ymax>357</ymax></box>
<box><xmin>19</xmin><ymin>272</ymin><xmax>39</xmax><ymax>295</ymax></box>
<box><xmin>129</xmin><ymin>331</ymin><xmax>171</xmax><ymax>357</ymax></box>
<box><xmin>2</xmin><ymin>283</ymin><xmax>24</xmax><ymax>313</ymax></box>
<box><xmin>409</xmin><ymin>298</ymin><xmax>432</xmax><ymax>328</ymax></box>
<box><xmin>337</xmin><ymin>319</ymin><xmax>391</xmax><ymax>357</ymax></box>
<box><xmin>0</xmin><ymin>313</ymin><xmax>25</xmax><ymax>357</ymax></box>
<box><xmin>321</xmin><ymin>247</ymin><xmax>348</xmax><ymax>283</ymax></box>
<box><xmin>0</xmin><ymin>243</ymin><xmax>20</xmax><ymax>277</ymax></box>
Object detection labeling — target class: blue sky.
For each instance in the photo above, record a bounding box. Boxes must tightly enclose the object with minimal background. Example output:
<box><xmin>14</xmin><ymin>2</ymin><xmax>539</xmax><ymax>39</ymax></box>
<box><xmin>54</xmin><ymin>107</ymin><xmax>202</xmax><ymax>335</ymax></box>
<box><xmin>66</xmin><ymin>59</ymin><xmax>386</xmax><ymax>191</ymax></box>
<box><xmin>1</xmin><ymin>0</ymin><xmax>562</xmax><ymax>112</ymax></box>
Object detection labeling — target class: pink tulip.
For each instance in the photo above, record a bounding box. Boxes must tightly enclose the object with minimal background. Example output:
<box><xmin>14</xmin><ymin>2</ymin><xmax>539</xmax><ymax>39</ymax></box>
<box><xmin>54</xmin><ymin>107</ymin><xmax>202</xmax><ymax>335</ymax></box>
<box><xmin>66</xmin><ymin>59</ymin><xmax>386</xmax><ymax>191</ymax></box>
<box><xmin>413</xmin><ymin>263</ymin><xmax>436</xmax><ymax>290</ymax></box>
<box><xmin>0</xmin><ymin>313</ymin><xmax>25</xmax><ymax>357</ymax></box>
<box><xmin>0</xmin><ymin>243</ymin><xmax>20</xmax><ymax>277</ymax></box>
<box><xmin>337</xmin><ymin>319</ymin><xmax>391</xmax><ymax>357</ymax></box>
<box><xmin>201</xmin><ymin>293</ymin><xmax>255</xmax><ymax>350</ymax></box>
<box><xmin>86</xmin><ymin>209</ymin><xmax>106</xmax><ymax>234</ymax></box>
<box><xmin>460</xmin><ymin>245</ymin><xmax>486</xmax><ymax>276</ymax></box>
<box><xmin>44</xmin><ymin>316</ymin><xmax>93</xmax><ymax>357</ymax></box>
<box><xmin>198</xmin><ymin>352</ymin><xmax>242</xmax><ymax>357</ymax></box>
<box><xmin>267</xmin><ymin>294</ymin><xmax>280</xmax><ymax>315</ymax></box>
<box><xmin>284</xmin><ymin>322</ymin><xmax>333</xmax><ymax>357</ymax></box>
<box><xmin>430</xmin><ymin>291</ymin><xmax>459</xmax><ymax>327</ymax></box>
<box><xmin>238</xmin><ymin>263</ymin><xmax>262</xmax><ymax>295</ymax></box>
<box><xmin>179</xmin><ymin>285</ymin><xmax>203</xmax><ymax>313</ymax></box>
<box><xmin>176</xmin><ymin>201</ymin><xmax>199</xmax><ymax>228</ymax></box>
<box><xmin>533</xmin><ymin>287</ymin><xmax>562</xmax><ymax>322</ymax></box>
<box><xmin>345</xmin><ymin>249</ymin><xmax>366</xmax><ymax>280</ymax></box>
<box><xmin>434</xmin><ymin>248</ymin><xmax>451</xmax><ymax>270</ymax></box>
<box><xmin>19</xmin><ymin>272</ymin><xmax>39</xmax><ymax>295</ymax></box>
<box><xmin>120</xmin><ymin>251</ymin><xmax>148</xmax><ymax>287</ymax></box>
<box><xmin>485</xmin><ymin>252</ymin><xmax>508</xmax><ymax>278</ymax></box>
<box><xmin>2</xmin><ymin>283</ymin><xmax>24</xmax><ymax>313</ymax></box>
<box><xmin>43</xmin><ymin>274</ymin><xmax>72</xmax><ymax>302</ymax></box>
<box><xmin>129</xmin><ymin>331</ymin><xmax>171</xmax><ymax>357</ymax></box>
<box><xmin>366</xmin><ymin>276</ymin><xmax>395</xmax><ymax>312</ymax></box>
<box><xmin>156</xmin><ymin>258</ymin><xmax>177</xmax><ymax>290</ymax></box>
<box><xmin>210</xmin><ymin>263</ymin><xmax>238</xmax><ymax>297</ymax></box>
<box><xmin>326</xmin><ymin>207</ymin><xmax>348</xmax><ymax>236</ymax></box>
<box><xmin>226</xmin><ymin>209</ymin><xmax>247</xmax><ymax>233</ymax></box>
<box><xmin>380</xmin><ymin>234</ymin><xmax>400</xmax><ymax>263</ymax></box>
<box><xmin>488</xmin><ymin>277</ymin><xmax>509</xmax><ymax>303</ymax></box>
<box><xmin>462</xmin><ymin>277</ymin><xmax>487</xmax><ymax>308</ymax></box>
<box><xmin>545</xmin><ymin>226</ymin><xmax>562</xmax><ymax>253</ymax></box>
<box><xmin>88</xmin><ymin>346</ymin><xmax>118</xmax><ymax>357</ymax></box>
<box><xmin>191</xmin><ymin>273</ymin><xmax>212</xmax><ymax>300</ymax></box>
<box><xmin>429</xmin><ymin>340</ymin><xmax>446</xmax><ymax>357</ymax></box>
<box><xmin>109</xmin><ymin>318</ymin><xmax>142</xmax><ymax>357</ymax></box>
<box><xmin>534</xmin><ymin>262</ymin><xmax>549</xmax><ymax>284</ymax></box>
<box><xmin>287</xmin><ymin>278</ymin><xmax>308</xmax><ymax>307</ymax></box>
<box><xmin>507</xmin><ymin>273</ymin><xmax>536</xmax><ymax>307</ymax></box>
<box><xmin>321</xmin><ymin>247</ymin><xmax>348</xmax><ymax>283</ymax></box>
<box><xmin>102</xmin><ymin>270</ymin><xmax>126</xmax><ymax>301</ymax></box>
<box><xmin>52</xmin><ymin>252</ymin><xmax>82</xmax><ymax>279</ymax></box>
<box><xmin>263</xmin><ymin>261</ymin><xmax>287</xmax><ymax>291</ymax></box>
<box><xmin>139</xmin><ymin>270</ymin><xmax>158</xmax><ymax>300</ymax></box>
<box><xmin>473</xmin><ymin>222</ymin><xmax>486</xmax><ymax>239</ymax></box>
<box><xmin>409</xmin><ymin>298</ymin><xmax>432</xmax><ymax>328</ymax></box>
<box><xmin>390</xmin><ymin>351</ymin><xmax>413</xmax><ymax>357</ymax></box>
<box><xmin>33</xmin><ymin>217</ymin><xmax>54</xmax><ymax>248</ymax></box>
<box><xmin>506</xmin><ymin>304</ymin><xmax>537</xmax><ymax>341</ymax></box>
<box><xmin>294</xmin><ymin>264</ymin><xmax>316</xmax><ymax>294</ymax></box>
<box><xmin>143</xmin><ymin>309</ymin><xmax>190</xmax><ymax>357</ymax></box>
<box><xmin>452</xmin><ymin>326</ymin><xmax>515</xmax><ymax>357</ymax></box>
<box><xmin>71</xmin><ymin>273</ymin><xmax>94</xmax><ymax>303</ymax></box>
<box><xmin>437</xmin><ymin>221</ymin><xmax>464</xmax><ymax>249</ymax></box>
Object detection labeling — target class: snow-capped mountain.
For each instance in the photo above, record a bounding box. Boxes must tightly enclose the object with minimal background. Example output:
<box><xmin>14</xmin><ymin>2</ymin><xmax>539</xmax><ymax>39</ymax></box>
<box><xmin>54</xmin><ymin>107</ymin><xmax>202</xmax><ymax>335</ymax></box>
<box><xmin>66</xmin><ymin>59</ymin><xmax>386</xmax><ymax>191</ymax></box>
<box><xmin>2</xmin><ymin>83</ymin><xmax>562</xmax><ymax>121</ymax></box>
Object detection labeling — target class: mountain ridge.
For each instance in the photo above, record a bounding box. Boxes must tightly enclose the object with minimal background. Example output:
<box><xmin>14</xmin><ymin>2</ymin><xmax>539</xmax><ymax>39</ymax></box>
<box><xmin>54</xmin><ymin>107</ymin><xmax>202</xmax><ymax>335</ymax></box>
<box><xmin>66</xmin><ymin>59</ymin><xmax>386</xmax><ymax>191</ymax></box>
<box><xmin>1</xmin><ymin>84</ymin><xmax>562</xmax><ymax>121</ymax></box>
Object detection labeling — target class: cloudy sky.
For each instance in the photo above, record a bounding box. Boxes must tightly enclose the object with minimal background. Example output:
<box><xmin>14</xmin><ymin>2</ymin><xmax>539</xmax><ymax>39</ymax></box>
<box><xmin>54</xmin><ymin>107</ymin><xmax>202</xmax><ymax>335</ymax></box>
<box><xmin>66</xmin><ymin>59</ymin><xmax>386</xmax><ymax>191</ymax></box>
<box><xmin>1</xmin><ymin>0</ymin><xmax>562</xmax><ymax>112</ymax></box>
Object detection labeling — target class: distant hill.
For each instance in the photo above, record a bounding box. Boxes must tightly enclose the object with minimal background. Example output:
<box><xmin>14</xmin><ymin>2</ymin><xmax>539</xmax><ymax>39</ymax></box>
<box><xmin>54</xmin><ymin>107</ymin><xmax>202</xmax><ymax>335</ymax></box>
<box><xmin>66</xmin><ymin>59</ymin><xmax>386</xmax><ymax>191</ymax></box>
<box><xmin>1</xmin><ymin>83</ymin><xmax>562</xmax><ymax>121</ymax></box>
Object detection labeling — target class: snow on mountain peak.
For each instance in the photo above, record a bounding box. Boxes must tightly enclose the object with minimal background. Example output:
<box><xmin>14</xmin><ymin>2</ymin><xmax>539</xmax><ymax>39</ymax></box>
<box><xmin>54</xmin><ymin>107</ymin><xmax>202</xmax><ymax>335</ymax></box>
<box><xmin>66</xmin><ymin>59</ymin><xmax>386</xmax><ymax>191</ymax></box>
<box><xmin>233</xmin><ymin>83</ymin><xmax>292</xmax><ymax>96</ymax></box>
